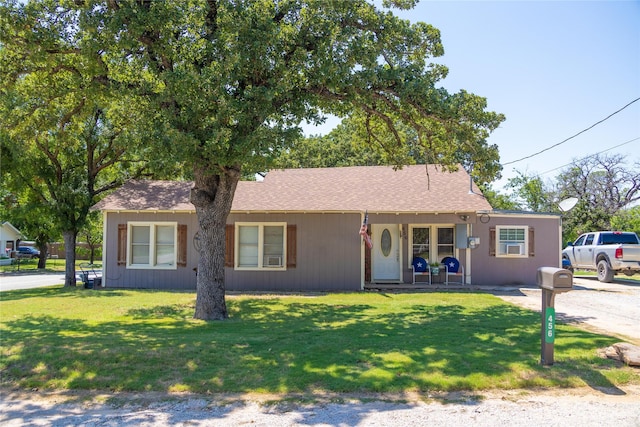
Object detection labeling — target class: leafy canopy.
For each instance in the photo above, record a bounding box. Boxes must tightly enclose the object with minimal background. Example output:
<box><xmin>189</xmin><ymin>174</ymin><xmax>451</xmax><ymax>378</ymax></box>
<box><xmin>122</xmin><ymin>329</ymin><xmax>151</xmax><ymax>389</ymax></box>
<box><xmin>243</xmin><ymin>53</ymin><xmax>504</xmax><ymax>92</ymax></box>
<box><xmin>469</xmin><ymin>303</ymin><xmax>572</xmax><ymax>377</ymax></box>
<box><xmin>1</xmin><ymin>0</ymin><xmax>502</xmax><ymax>175</ymax></box>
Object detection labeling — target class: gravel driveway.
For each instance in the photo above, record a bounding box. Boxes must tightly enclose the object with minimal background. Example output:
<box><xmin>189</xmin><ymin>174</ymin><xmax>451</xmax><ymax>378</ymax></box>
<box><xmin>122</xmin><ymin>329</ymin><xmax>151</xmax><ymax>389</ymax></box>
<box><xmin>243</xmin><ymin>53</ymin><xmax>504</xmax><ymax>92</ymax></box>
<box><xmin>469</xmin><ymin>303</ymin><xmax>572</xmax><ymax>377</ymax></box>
<box><xmin>2</xmin><ymin>275</ymin><xmax>639</xmax><ymax>426</ymax></box>
<box><xmin>493</xmin><ymin>275</ymin><xmax>640</xmax><ymax>344</ymax></box>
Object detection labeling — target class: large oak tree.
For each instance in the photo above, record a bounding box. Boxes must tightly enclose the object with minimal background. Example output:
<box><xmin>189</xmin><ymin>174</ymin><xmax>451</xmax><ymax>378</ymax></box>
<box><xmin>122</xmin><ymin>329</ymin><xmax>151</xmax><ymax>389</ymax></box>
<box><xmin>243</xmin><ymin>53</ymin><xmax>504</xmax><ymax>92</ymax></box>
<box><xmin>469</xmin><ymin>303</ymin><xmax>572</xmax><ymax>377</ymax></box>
<box><xmin>2</xmin><ymin>0</ymin><xmax>504</xmax><ymax>319</ymax></box>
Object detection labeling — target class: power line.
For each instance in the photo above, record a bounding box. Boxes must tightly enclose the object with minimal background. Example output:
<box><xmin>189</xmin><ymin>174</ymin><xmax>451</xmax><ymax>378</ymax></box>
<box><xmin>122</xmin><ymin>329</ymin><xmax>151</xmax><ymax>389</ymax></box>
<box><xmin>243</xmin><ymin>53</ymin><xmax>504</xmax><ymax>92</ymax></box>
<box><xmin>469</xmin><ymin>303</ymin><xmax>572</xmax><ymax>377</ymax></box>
<box><xmin>538</xmin><ymin>136</ymin><xmax>640</xmax><ymax>176</ymax></box>
<box><xmin>502</xmin><ymin>97</ymin><xmax>640</xmax><ymax>166</ymax></box>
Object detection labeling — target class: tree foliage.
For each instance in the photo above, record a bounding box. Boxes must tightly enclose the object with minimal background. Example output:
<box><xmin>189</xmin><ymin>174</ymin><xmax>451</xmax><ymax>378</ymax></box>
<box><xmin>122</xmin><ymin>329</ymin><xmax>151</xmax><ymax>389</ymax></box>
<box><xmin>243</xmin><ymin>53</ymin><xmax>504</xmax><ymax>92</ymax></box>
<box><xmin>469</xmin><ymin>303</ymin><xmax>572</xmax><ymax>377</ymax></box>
<box><xmin>78</xmin><ymin>211</ymin><xmax>103</xmax><ymax>264</ymax></box>
<box><xmin>276</xmin><ymin>112</ymin><xmax>502</xmax><ymax>188</ymax></box>
<box><xmin>478</xmin><ymin>184</ymin><xmax>520</xmax><ymax>211</ymax></box>
<box><xmin>610</xmin><ymin>206</ymin><xmax>640</xmax><ymax>235</ymax></box>
<box><xmin>0</xmin><ymin>96</ymin><xmax>162</xmax><ymax>283</ymax></box>
<box><xmin>1</xmin><ymin>0</ymin><xmax>505</xmax><ymax>319</ymax></box>
<box><xmin>557</xmin><ymin>154</ymin><xmax>640</xmax><ymax>241</ymax></box>
<box><xmin>0</xmin><ymin>16</ymin><xmax>170</xmax><ymax>284</ymax></box>
<box><xmin>273</xmin><ymin>119</ymin><xmax>391</xmax><ymax>169</ymax></box>
<box><xmin>501</xmin><ymin>154</ymin><xmax>640</xmax><ymax>243</ymax></box>
<box><xmin>504</xmin><ymin>171</ymin><xmax>555</xmax><ymax>212</ymax></box>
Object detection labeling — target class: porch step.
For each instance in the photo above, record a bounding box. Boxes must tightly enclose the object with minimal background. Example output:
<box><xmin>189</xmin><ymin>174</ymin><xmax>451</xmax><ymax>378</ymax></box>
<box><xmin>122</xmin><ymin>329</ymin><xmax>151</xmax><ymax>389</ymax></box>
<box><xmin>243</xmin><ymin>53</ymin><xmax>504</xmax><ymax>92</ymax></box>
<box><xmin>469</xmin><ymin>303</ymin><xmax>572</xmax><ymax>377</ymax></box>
<box><xmin>364</xmin><ymin>283</ymin><xmax>465</xmax><ymax>291</ymax></box>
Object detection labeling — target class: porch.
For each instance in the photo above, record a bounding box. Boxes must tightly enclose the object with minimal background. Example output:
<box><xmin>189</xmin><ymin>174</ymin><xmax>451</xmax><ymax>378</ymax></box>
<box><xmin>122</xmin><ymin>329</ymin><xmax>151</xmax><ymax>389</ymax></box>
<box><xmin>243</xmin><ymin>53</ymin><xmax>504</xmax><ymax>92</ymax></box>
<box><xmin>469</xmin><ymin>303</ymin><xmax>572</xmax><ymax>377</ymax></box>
<box><xmin>364</xmin><ymin>282</ymin><xmax>470</xmax><ymax>291</ymax></box>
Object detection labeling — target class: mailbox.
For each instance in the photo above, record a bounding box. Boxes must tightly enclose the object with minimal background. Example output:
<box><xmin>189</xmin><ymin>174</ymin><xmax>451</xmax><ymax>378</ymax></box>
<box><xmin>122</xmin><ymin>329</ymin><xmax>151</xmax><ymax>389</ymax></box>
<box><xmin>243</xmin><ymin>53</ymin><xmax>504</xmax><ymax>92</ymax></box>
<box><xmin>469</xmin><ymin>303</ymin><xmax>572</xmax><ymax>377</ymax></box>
<box><xmin>537</xmin><ymin>267</ymin><xmax>573</xmax><ymax>292</ymax></box>
<box><xmin>537</xmin><ymin>266</ymin><xmax>573</xmax><ymax>365</ymax></box>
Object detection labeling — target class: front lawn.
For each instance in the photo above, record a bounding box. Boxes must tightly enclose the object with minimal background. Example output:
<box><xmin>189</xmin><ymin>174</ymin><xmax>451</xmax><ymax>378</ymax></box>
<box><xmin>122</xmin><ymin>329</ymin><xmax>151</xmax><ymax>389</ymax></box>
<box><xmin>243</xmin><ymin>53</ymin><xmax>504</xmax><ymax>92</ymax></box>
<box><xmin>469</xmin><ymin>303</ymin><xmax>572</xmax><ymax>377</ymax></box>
<box><xmin>1</xmin><ymin>288</ymin><xmax>637</xmax><ymax>395</ymax></box>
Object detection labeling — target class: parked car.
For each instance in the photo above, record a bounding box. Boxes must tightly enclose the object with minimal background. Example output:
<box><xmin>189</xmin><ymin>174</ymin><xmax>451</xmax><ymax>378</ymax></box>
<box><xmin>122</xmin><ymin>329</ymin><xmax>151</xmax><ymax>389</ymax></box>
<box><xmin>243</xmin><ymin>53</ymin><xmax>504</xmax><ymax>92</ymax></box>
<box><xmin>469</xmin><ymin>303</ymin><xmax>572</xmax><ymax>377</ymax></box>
<box><xmin>562</xmin><ymin>231</ymin><xmax>640</xmax><ymax>282</ymax></box>
<box><xmin>17</xmin><ymin>246</ymin><xmax>40</xmax><ymax>259</ymax></box>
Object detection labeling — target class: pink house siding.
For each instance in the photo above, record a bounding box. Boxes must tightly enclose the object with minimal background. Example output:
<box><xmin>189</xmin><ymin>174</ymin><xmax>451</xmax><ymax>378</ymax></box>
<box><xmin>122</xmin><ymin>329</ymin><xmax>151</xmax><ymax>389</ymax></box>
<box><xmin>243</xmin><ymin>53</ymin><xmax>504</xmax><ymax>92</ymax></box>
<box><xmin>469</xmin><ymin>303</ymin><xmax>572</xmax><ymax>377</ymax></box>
<box><xmin>225</xmin><ymin>213</ymin><xmax>362</xmax><ymax>291</ymax></box>
<box><xmin>471</xmin><ymin>213</ymin><xmax>562</xmax><ymax>286</ymax></box>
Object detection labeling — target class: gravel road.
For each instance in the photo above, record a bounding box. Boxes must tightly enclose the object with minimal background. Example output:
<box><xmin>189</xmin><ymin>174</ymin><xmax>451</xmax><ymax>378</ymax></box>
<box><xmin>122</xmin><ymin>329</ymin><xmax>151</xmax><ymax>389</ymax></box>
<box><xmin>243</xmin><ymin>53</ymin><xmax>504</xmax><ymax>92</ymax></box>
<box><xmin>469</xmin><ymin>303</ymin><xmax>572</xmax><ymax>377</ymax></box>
<box><xmin>2</xmin><ymin>275</ymin><xmax>639</xmax><ymax>426</ymax></box>
<box><xmin>2</xmin><ymin>387</ymin><xmax>640</xmax><ymax>427</ymax></box>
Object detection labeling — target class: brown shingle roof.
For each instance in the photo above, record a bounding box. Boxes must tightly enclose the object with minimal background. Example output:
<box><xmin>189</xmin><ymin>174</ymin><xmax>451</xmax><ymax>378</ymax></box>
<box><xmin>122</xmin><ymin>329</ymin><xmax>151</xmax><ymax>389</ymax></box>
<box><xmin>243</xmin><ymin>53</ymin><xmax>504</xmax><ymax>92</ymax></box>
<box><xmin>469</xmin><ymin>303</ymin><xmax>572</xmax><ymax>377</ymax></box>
<box><xmin>92</xmin><ymin>180</ymin><xmax>194</xmax><ymax>211</ymax></box>
<box><xmin>93</xmin><ymin>165</ymin><xmax>492</xmax><ymax>213</ymax></box>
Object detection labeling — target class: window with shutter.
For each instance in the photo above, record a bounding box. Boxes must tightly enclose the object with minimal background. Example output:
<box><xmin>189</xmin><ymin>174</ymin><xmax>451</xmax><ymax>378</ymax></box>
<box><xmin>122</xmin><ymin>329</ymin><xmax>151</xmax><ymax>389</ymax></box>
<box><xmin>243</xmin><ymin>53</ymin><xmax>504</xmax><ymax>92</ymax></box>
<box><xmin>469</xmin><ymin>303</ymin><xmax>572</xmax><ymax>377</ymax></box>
<box><xmin>126</xmin><ymin>222</ymin><xmax>178</xmax><ymax>269</ymax></box>
<box><xmin>495</xmin><ymin>226</ymin><xmax>529</xmax><ymax>258</ymax></box>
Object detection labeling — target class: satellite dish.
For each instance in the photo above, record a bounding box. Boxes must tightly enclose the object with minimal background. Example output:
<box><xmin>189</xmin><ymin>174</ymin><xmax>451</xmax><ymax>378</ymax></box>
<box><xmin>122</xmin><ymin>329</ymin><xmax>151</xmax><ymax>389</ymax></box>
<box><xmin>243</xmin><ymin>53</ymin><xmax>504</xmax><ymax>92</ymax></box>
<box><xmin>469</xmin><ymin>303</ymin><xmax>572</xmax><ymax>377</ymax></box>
<box><xmin>558</xmin><ymin>197</ymin><xmax>578</xmax><ymax>212</ymax></box>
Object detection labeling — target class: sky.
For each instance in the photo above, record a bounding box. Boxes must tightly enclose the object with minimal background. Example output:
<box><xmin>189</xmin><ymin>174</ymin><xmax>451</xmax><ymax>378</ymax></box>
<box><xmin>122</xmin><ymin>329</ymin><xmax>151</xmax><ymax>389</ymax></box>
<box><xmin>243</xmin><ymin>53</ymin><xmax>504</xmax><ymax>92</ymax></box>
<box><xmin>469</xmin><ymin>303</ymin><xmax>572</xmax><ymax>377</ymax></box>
<box><xmin>304</xmin><ymin>0</ymin><xmax>640</xmax><ymax>192</ymax></box>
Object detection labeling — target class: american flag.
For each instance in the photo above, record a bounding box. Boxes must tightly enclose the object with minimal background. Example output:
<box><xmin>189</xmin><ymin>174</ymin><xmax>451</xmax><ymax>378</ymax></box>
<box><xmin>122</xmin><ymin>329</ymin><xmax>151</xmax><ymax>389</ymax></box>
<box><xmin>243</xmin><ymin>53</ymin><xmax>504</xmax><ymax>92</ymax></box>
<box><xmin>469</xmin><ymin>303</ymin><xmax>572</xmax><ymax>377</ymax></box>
<box><xmin>359</xmin><ymin>212</ymin><xmax>373</xmax><ymax>249</ymax></box>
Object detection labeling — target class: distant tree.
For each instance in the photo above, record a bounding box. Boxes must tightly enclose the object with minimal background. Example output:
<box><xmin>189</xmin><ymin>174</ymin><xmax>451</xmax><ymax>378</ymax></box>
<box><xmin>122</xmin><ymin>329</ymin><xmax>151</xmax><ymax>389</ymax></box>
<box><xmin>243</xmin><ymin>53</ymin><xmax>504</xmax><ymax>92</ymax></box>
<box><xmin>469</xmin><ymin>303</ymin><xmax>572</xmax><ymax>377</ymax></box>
<box><xmin>610</xmin><ymin>206</ymin><xmax>640</xmax><ymax>235</ymax></box>
<box><xmin>79</xmin><ymin>211</ymin><xmax>103</xmax><ymax>264</ymax></box>
<box><xmin>0</xmin><ymin>0</ymin><xmax>190</xmax><ymax>285</ymax></box>
<box><xmin>273</xmin><ymin>119</ymin><xmax>388</xmax><ymax>169</ymax></box>
<box><xmin>2</xmin><ymin>1</ymin><xmax>504</xmax><ymax>320</ymax></box>
<box><xmin>343</xmin><ymin>103</ymin><xmax>502</xmax><ymax>187</ymax></box>
<box><xmin>505</xmin><ymin>171</ymin><xmax>556</xmax><ymax>212</ymax></box>
<box><xmin>557</xmin><ymin>154</ymin><xmax>640</xmax><ymax>238</ymax></box>
<box><xmin>478</xmin><ymin>184</ymin><xmax>520</xmax><ymax>210</ymax></box>
<box><xmin>277</xmin><ymin>113</ymin><xmax>502</xmax><ymax>189</ymax></box>
<box><xmin>0</xmin><ymin>103</ymin><xmax>161</xmax><ymax>285</ymax></box>
<box><xmin>0</xmin><ymin>189</ymin><xmax>59</xmax><ymax>268</ymax></box>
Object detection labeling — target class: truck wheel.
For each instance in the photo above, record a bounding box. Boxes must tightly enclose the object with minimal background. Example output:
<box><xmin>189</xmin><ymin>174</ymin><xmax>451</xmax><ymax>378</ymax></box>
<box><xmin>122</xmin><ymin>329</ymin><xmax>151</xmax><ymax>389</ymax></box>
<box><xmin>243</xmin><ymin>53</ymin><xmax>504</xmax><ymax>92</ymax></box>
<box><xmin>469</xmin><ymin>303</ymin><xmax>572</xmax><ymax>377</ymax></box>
<box><xmin>597</xmin><ymin>259</ymin><xmax>614</xmax><ymax>283</ymax></box>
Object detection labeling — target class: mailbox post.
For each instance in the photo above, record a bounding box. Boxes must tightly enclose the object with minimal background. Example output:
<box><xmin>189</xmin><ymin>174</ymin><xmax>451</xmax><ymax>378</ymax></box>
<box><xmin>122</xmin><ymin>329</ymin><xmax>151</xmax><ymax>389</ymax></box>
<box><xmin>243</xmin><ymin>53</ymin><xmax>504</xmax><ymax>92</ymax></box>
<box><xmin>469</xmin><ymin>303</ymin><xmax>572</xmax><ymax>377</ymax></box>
<box><xmin>537</xmin><ymin>267</ymin><xmax>573</xmax><ymax>365</ymax></box>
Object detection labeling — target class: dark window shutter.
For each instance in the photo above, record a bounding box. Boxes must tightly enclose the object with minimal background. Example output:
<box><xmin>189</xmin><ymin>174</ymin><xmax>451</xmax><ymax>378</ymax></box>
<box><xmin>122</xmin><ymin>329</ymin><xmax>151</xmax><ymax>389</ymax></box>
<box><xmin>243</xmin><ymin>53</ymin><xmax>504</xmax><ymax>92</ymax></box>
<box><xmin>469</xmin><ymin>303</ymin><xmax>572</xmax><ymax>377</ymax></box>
<box><xmin>177</xmin><ymin>224</ymin><xmax>187</xmax><ymax>267</ymax></box>
<box><xmin>528</xmin><ymin>227</ymin><xmax>535</xmax><ymax>257</ymax></box>
<box><xmin>117</xmin><ymin>224</ymin><xmax>127</xmax><ymax>266</ymax></box>
<box><xmin>225</xmin><ymin>224</ymin><xmax>234</xmax><ymax>267</ymax></box>
<box><xmin>489</xmin><ymin>227</ymin><xmax>496</xmax><ymax>257</ymax></box>
<box><xmin>287</xmin><ymin>224</ymin><xmax>297</xmax><ymax>268</ymax></box>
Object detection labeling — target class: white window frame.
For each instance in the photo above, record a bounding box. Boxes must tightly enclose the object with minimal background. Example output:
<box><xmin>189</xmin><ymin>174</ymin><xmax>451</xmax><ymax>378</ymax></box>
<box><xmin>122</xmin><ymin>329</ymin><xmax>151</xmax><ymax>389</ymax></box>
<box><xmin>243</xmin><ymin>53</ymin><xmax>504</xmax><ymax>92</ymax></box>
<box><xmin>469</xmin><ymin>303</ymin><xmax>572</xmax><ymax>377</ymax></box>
<box><xmin>235</xmin><ymin>222</ymin><xmax>287</xmax><ymax>271</ymax></box>
<box><xmin>127</xmin><ymin>222</ymin><xmax>178</xmax><ymax>269</ymax></box>
<box><xmin>409</xmin><ymin>225</ymin><xmax>431</xmax><ymax>265</ymax></box>
<box><xmin>408</xmin><ymin>224</ymin><xmax>455</xmax><ymax>267</ymax></box>
<box><xmin>496</xmin><ymin>225</ymin><xmax>528</xmax><ymax>258</ymax></box>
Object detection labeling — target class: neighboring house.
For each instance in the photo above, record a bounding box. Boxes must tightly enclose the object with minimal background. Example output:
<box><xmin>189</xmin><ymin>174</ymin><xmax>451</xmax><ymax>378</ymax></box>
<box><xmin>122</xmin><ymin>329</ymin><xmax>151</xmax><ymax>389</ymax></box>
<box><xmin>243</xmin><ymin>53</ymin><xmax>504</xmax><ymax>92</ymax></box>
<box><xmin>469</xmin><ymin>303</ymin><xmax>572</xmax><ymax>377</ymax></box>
<box><xmin>1</xmin><ymin>221</ymin><xmax>23</xmax><ymax>257</ymax></box>
<box><xmin>93</xmin><ymin>165</ymin><xmax>562</xmax><ymax>291</ymax></box>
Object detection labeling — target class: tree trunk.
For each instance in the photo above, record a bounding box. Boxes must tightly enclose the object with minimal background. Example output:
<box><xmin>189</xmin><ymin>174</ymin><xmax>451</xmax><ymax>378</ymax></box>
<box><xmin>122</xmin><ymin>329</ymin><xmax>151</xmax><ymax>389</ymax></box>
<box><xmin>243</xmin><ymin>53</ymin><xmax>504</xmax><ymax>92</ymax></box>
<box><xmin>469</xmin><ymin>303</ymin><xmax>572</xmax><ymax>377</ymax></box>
<box><xmin>191</xmin><ymin>165</ymin><xmax>240</xmax><ymax>320</ymax></box>
<box><xmin>37</xmin><ymin>245</ymin><xmax>48</xmax><ymax>269</ymax></box>
<box><xmin>63</xmin><ymin>230</ymin><xmax>77</xmax><ymax>287</ymax></box>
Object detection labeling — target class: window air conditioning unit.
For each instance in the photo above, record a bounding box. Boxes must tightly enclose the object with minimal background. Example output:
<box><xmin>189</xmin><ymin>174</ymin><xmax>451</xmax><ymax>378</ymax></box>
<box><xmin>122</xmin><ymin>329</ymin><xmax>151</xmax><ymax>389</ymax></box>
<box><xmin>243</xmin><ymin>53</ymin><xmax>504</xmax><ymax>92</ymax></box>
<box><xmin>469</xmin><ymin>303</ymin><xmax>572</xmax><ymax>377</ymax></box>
<box><xmin>506</xmin><ymin>244</ymin><xmax>523</xmax><ymax>255</ymax></box>
<box><xmin>265</xmin><ymin>256</ymin><xmax>282</xmax><ymax>267</ymax></box>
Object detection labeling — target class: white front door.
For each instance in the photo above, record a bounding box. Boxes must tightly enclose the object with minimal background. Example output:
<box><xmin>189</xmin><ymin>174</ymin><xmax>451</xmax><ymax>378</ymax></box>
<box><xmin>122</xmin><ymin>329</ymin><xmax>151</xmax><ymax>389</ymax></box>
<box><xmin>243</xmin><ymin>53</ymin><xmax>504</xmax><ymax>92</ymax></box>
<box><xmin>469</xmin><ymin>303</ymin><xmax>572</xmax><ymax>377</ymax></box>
<box><xmin>372</xmin><ymin>224</ymin><xmax>401</xmax><ymax>282</ymax></box>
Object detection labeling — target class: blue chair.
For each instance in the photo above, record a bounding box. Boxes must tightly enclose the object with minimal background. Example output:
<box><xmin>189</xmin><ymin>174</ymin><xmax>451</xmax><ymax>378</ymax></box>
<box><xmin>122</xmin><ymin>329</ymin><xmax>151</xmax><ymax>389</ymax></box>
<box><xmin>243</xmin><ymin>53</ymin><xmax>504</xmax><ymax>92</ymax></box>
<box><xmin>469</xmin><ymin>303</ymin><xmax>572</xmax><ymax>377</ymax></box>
<box><xmin>412</xmin><ymin>257</ymin><xmax>430</xmax><ymax>284</ymax></box>
<box><xmin>442</xmin><ymin>257</ymin><xmax>464</xmax><ymax>285</ymax></box>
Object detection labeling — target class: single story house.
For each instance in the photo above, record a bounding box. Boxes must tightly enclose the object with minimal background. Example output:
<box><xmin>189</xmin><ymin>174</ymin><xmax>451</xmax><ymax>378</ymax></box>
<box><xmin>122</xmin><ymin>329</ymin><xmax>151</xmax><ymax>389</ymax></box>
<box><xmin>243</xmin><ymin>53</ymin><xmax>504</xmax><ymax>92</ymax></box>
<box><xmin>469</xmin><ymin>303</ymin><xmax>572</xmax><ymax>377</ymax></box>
<box><xmin>93</xmin><ymin>165</ymin><xmax>563</xmax><ymax>291</ymax></box>
<box><xmin>1</xmin><ymin>221</ymin><xmax>23</xmax><ymax>257</ymax></box>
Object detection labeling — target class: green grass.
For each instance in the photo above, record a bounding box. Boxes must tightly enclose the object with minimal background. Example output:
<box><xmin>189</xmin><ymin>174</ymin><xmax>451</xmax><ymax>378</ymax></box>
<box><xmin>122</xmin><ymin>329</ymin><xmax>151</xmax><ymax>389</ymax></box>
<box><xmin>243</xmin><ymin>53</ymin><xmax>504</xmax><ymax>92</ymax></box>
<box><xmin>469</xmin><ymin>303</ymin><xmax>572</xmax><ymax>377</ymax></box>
<box><xmin>1</xmin><ymin>288</ymin><xmax>638</xmax><ymax>395</ymax></box>
<box><xmin>0</xmin><ymin>258</ymin><xmax>99</xmax><ymax>274</ymax></box>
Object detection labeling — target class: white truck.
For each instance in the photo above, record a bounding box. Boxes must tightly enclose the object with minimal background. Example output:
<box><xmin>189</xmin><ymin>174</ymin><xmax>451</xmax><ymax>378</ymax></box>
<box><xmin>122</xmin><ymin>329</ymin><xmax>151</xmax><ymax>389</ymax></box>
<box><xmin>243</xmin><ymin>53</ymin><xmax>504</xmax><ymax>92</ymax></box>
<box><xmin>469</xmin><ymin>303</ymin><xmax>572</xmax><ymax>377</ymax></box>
<box><xmin>562</xmin><ymin>231</ymin><xmax>640</xmax><ymax>282</ymax></box>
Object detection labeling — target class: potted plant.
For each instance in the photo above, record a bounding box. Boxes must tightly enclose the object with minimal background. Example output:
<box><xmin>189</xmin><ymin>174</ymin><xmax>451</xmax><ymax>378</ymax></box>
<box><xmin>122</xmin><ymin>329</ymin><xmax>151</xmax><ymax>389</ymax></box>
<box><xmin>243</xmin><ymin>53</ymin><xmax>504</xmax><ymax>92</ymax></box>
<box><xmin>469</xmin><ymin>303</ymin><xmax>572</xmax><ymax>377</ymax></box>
<box><xmin>430</xmin><ymin>262</ymin><xmax>440</xmax><ymax>275</ymax></box>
